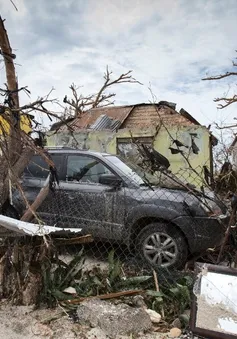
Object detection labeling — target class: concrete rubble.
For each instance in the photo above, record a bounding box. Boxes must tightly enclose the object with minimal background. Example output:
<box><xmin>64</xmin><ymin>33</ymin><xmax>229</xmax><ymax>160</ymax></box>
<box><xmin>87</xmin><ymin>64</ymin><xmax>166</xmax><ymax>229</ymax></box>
<box><xmin>77</xmin><ymin>299</ymin><xmax>152</xmax><ymax>338</ymax></box>
<box><xmin>145</xmin><ymin>309</ymin><xmax>162</xmax><ymax>323</ymax></box>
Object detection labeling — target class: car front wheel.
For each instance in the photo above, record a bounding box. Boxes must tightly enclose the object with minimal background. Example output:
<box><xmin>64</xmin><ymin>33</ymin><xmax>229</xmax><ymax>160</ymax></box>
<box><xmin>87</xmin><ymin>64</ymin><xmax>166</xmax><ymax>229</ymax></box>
<box><xmin>136</xmin><ymin>222</ymin><xmax>188</xmax><ymax>269</ymax></box>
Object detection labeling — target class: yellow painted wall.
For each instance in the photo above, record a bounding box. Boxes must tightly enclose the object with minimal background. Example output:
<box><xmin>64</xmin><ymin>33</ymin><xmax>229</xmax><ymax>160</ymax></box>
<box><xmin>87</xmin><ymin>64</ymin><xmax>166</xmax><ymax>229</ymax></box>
<box><xmin>0</xmin><ymin>111</ymin><xmax>31</xmax><ymax>135</ymax></box>
<box><xmin>47</xmin><ymin>125</ymin><xmax>212</xmax><ymax>187</ymax></box>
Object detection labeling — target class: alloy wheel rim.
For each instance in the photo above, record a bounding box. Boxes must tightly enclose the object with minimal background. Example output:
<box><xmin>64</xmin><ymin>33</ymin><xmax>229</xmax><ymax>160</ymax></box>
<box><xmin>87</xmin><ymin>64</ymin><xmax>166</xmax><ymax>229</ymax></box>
<box><xmin>143</xmin><ymin>232</ymin><xmax>178</xmax><ymax>268</ymax></box>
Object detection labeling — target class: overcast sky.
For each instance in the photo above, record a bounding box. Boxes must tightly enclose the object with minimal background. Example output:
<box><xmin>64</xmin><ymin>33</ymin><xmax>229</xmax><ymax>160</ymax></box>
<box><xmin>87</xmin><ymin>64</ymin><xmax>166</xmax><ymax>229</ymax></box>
<box><xmin>1</xmin><ymin>0</ymin><xmax>237</xmax><ymax>133</ymax></box>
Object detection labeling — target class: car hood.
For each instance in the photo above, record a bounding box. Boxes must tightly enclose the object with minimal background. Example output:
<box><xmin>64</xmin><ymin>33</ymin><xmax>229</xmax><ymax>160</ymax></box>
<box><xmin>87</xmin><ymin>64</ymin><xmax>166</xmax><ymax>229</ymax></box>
<box><xmin>131</xmin><ymin>185</ymin><xmax>226</xmax><ymax>217</ymax></box>
<box><xmin>136</xmin><ymin>186</ymin><xmax>201</xmax><ymax>205</ymax></box>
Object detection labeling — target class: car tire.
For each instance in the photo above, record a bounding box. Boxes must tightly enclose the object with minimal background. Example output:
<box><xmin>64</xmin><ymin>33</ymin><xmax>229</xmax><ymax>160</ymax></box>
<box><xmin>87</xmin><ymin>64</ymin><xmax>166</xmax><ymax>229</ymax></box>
<box><xmin>136</xmin><ymin>222</ymin><xmax>188</xmax><ymax>270</ymax></box>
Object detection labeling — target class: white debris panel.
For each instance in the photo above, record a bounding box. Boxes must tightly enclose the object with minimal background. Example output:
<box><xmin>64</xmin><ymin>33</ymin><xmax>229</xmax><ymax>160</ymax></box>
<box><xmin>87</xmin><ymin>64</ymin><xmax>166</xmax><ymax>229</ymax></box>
<box><xmin>0</xmin><ymin>214</ymin><xmax>82</xmax><ymax>237</ymax></box>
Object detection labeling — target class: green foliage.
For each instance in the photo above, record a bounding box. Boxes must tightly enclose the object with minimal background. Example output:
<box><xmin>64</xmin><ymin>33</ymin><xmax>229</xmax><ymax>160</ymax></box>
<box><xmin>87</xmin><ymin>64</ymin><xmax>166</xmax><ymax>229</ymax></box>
<box><xmin>145</xmin><ymin>274</ymin><xmax>193</xmax><ymax>323</ymax></box>
<box><xmin>42</xmin><ymin>248</ymin><xmax>152</xmax><ymax>306</ymax></box>
<box><xmin>41</xmin><ymin>247</ymin><xmax>193</xmax><ymax>326</ymax></box>
<box><xmin>118</xmin><ymin>276</ymin><xmax>152</xmax><ymax>288</ymax></box>
<box><xmin>41</xmin><ymin>248</ymin><xmax>85</xmax><ymax>306</ymax></box>
<box><xmin>108</xmin><ymin>249</ymin><xmax>122</xmax><ymax>286</ymax></box>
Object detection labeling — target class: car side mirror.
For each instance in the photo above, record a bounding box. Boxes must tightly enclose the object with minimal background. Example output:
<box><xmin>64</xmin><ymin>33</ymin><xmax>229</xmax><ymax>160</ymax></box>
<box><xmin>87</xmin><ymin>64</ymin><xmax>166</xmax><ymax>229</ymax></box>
<box><xmin>99</xmin><ymin>174</ymin><xmax>122</xmax><ymax>187</ymax></box>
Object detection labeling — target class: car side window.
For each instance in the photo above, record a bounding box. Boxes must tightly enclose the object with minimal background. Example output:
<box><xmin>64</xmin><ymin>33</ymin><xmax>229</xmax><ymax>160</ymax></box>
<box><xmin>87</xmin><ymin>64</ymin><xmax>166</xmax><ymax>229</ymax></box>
<box><xmin>66</xmin><ymin>155</ymin><xmax>112</xmax><ymax>184</ymax></box>
<box><xmin>24</xmin><ymin>154</ymin><xmax>63</xmax><ymax>179</ymax></box>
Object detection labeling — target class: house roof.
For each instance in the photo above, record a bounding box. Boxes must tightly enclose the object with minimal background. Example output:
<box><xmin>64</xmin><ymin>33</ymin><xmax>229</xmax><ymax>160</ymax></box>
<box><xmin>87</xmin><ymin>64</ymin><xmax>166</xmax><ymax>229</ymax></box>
<box><xmin>59</xmin><ymin>101</ymin><xmax>195</xmax><ymax>131</ymax></box>
<box><xmin>179</xmin><ymin>108</ymin><xmax>201</xmax><ymax>125</ymax></box>
<box><xmin>64</xmin><ymin>105</ymin><xmax>134</xmax><ymax>131</ymax></box>
<box><xmin>56</xmin><ymin>102</ymin><xmax>218</xmax><ymax>144</ymax></box>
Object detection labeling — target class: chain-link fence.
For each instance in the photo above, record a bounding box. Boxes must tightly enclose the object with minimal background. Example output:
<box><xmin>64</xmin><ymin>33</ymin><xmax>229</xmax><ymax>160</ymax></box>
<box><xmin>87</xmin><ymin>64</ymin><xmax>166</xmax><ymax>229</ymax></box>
<box><xmin>0</xmin><ymin>146</ymin><xmax>229</xmax><ymax>320</ymax></box>
<box><xmin>19</xmin><ymin>151</ymin><xmax>228</xmax><ymax>266</ymax></box>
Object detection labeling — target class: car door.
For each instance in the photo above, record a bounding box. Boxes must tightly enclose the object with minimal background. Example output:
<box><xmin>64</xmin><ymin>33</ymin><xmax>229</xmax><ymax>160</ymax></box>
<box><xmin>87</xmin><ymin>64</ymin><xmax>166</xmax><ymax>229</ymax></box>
<box><xmin>58</xmin><ymin>154</ymin><xmax>127</xmax><ymax>241</ymax></box>
<box><xmin>20</xmin><ymin>152</ymin><xmax>66</xmax><ymax>225</ymax></box>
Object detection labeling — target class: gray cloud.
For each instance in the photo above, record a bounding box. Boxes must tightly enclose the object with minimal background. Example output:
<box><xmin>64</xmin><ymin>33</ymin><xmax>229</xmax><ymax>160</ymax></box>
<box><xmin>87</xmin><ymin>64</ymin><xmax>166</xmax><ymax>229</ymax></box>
<box><xmin>0</xmin><ymin>0</ymin><xmax>237</xmax><ymax>130</ymax></box>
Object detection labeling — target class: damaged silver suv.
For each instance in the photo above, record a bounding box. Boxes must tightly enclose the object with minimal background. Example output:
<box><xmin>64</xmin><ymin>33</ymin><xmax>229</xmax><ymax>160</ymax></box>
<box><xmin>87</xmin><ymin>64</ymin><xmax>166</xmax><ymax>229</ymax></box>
<box><xmin>10</xmin><ymin>148</ymin><xmax>227</xmax><ymax>269</ymax></box>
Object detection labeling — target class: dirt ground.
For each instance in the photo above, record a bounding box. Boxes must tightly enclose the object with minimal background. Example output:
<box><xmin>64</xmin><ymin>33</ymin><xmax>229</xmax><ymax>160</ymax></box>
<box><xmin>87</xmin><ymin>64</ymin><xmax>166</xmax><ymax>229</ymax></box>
<box><xmin>0</xmin><ymin>300</ymin><xmax>172</xmax><ymax>339</ymax></box>
<box><xmin>0</xmin><ymin>249</ymin><xmax>190</xmax><ymax>338</ymax></box>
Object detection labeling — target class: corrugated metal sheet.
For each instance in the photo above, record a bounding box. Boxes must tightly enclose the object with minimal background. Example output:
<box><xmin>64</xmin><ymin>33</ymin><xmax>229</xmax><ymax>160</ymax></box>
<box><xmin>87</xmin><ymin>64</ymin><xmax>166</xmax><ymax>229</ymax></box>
<box><xmin>65</xmin><ymin>105</ymin><xmax>134</xmax><ymax>131</ymax></box>
<box><xmin>110</xmin><ymin>119</ymin><xmax>122</xmax><ymax>131</ymax></box>
<box><xmin>90</xmin><ymin>114</ymin><xmax>112</xmax><ymax>130</ymax></box>
<box><xmin>89</xmin><ymin>115</ymin><xmax>122</xmax><ymax>131</ymax></box>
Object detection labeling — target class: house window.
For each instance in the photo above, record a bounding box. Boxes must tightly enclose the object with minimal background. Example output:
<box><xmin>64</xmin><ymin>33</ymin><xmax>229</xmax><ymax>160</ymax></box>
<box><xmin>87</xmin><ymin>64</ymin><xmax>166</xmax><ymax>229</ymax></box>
<box><xmin>117</xmin><ymin>137</ymin><xmax>153</xmax><ymax>165</ymax></box>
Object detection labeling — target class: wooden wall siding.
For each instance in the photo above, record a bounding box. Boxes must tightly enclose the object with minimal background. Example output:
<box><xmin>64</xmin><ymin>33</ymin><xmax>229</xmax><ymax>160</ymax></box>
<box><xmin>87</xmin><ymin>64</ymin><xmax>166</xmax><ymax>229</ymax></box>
<box><xmin>123</xmin><ymin>105</ymin><xmax>194</xmax><ymax>129</ymax></box>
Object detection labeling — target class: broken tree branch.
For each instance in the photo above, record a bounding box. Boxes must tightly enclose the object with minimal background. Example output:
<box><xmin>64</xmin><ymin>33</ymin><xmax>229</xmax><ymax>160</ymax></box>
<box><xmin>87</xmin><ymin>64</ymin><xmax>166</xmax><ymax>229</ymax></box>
<box><xmin>65</xmin><ymin>289</ymin><xmax>144</xmax><ymax>305</ymax></box>
<box><xmin>10</xmin><ymin>0</ymin><xmax>18</xmax><ymax>11</ymax></box>
<box><xmin>63</xmin><ymin>67</ymin><xmax>142</xmax><ymax>119</ymax></box>
<box><xmin>54</xmin><ymin>234</ymin><xmax>93</xmax><ymax>245</ymax></box>
<box><xmin>202</xmin><ymin>72</ymin><xmax>237</xmax><ymax>81</ymax></box>
<box><xmin>217</xmin><ymin>199</ymin><xmax>237</xmax><ymax>264</ymax></box>
<box><xmin>214</xmin><ymin>95</ymin><xmax>237</xmax><ymax>109</ymax></box>
<box><xmin>0</xmin><ymin>16</ymin><xmax>18</xmax><ymax>108</ymax></box>
<box><xmin>20</xmin><ymin>175</ymin><xmax>50</xmax><ymax>222</ymax></box>
<box><xmin>92</xmin><ymin>67</ymin><xmax>142</xmax><ymax>109</ymax></box>
<box><xmin>202</xmin><ymin>50</ymin><xmax>237</xmax><ymax>110</ymax></box>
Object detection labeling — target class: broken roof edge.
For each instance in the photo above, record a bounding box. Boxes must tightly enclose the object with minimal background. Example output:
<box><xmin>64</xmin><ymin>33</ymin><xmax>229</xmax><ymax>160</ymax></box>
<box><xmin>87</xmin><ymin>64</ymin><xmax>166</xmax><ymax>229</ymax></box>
<box><xmin>87</xmin><ymin>102</ymin><xmax>210</xmax><ymax>128</ymax></box>
<box><xmin>179</xmin><ymin>108</ymin><xmax>201</xmax><ymax>126</ymax></box>
<box><xmin>50</xmin><ymin>102</ymin><xmax>217</xmax><ymax>138</ymax></box>
<box><xmin>83</xmin><ymin>102</ymin><xmax>200</xmax><ymax>128</ymax></box>
<box><xmin>87</xmin><ymin>101</ymin><xmax>176</xmax><ymax>111</ymax></box>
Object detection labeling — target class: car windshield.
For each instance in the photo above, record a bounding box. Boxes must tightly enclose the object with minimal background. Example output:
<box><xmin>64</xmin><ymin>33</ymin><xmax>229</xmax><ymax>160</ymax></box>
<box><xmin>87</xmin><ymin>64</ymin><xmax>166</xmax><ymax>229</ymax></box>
<box><xmin>105</xmin><ymin>156</ymin><xmax>163</xmax><ymax>185</ymax></box>
<box><xmin>105</xmin><ymin>155</ymin><xmax>189</xmax><ymax>190</ymax></box>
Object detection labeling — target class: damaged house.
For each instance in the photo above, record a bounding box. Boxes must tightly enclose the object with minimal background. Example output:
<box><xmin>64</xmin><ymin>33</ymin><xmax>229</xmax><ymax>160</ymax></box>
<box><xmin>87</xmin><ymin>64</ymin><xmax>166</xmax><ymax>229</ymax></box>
<box><xmin>47</xmin><ymin>102</ymin><xmax>217</xmax><ymax>187</ymax></box>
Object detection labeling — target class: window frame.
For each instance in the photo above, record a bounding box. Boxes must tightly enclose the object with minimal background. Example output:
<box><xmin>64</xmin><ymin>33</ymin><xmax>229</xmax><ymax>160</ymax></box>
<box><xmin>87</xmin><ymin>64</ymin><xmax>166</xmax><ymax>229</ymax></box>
<box><xmin>116</xmin><ymin>136</ymin><xmax>153</xmax><ymax>164</ymax></box>
<box><xmin>65</xmin><ymin>154</ymin><xmax>123</xmax><ymax>186</ymax></box>
<box><xmin>23</xmin><ymin>153</ymin><xmax>66</xmax><ymax>181</ymax></box>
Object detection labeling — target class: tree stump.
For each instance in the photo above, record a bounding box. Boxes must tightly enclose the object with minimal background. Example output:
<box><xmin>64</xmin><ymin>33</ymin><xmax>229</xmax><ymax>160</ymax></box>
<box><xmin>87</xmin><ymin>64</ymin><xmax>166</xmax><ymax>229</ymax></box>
<box><xmin>0</xmin><ymin>236</ymin><xmax>55</xmax><ymax>305</ymax></box>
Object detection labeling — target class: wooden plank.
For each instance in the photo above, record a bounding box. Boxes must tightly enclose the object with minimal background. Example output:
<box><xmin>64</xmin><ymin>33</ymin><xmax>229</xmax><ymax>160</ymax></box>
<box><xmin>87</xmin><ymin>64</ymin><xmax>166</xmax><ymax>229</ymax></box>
<box><xmin>65</xmin><ymin>289</ymin><xmax>144</xmax><ymax>305</ymax></box>
<box><xmin>54</xmin><ymin>234</ymin><xmax>93</xmax><ymax>245</ymax></box>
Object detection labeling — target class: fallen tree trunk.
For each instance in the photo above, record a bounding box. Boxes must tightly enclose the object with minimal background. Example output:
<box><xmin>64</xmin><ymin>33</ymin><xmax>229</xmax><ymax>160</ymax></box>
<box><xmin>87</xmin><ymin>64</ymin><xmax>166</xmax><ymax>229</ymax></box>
<box><xmin>0</xmin><ymin>16</ymin><xmax>21</xmax><ymax>207</ymax></box>
<box><xmin>20</xmin><ymin>176</ymin><xmax>50</xmax><ymax>222</ymax></box>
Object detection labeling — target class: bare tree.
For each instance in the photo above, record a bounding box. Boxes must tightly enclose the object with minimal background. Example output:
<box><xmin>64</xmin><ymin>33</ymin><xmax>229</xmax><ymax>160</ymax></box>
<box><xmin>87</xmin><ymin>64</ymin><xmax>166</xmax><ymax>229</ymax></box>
<box><xmin>0</xmin><ymin>16</ymin><xmax>62</xmax><ymax>304</ymax></box>
<box><xmin>0</xmin><ymin>15</ymin><xmax>142</xmax><ymax>305</ymax></box>
<box><xmin>202</xmin><ymin>52</ymin><xmax>237</xmax><ymax>265</ymax></box>
<box><xmin>0</xmin><ymin>16</ymin><xmax>59</xmax><ymax>216</ymax></box>
<box><xmin>63</xmin><ymin>66</ymin><xmax>142</xmax><ymax>118</ymax></box>
<box><xmin>202</xmin><ymin>51</ymin><xmax>237</xmax><ymax>109</ymax></box>
<box><xmin>0</xmin><ymin>16</ymin><xmax>36</xmax><ymax>211</ymax></box>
